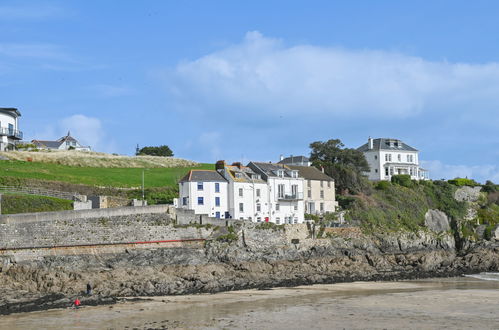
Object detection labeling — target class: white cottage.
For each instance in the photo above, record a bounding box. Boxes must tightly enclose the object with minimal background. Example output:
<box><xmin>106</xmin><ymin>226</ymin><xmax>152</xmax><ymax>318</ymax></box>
<box><xmin>32</xmin><ymin>131</ymin><xmax>91</xmax><ymax>151</ymax></box>
<box><xmin>178</xmin><ymin>170</ymin><xmax>229</xmax><ymax>218</ymax></box>
<box><xmin>0</xmin><ymin>108</ymin><xmax>23</xmax><ymax>151</ymax></box>
<box><xmin>357</xmin><ymin>137</ymin><xmax>429</xmax><ymax>181</ymax></box>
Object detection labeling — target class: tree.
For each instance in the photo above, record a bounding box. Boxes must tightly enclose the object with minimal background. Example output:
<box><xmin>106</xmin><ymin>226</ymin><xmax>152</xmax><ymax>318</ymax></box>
<box><xmin>137</xmin><ymin>145</ymin><xmax>174</xmax><ymax>157</ymax></box>
<box><xmin>309</xmin><ymin>139</ymin><xmax>370</xmax><ymax>194</ymax></box>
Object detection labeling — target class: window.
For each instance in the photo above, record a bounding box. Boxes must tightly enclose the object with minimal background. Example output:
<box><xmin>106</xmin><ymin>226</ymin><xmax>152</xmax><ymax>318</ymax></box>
<box><xmin>327</xmin><ymin>181</ymin><xmax>331</xmax><ymax>188</ymax></box>
<box><xmin>239</xmin><ymin>203</ymin><xmax>244</xmax><ymax>212</ymax></box>
<box><xmin>278</xmin><ymin>184</ymin><xmax>285</xmax><ymax>198</ymax></box>
<box><xmin>374</xmin><ymin>155</ymin><xmax>378</xmax><ymax>160</ymax></box>
<box><xmin>182</xmin><ymin>197</ymin><xmax>187</xmax><ymax>206</ymax></box>
<box><xmin>320</xmin><ymin>203</ymin><xmax>324</xmax><ymax>212</ymax></box>
<box><xmin>276</xmin><ymin>218</ymin><xmax>280</xmax><ymax>224</ymax></box>
<box><xmin>239</xmin><ymin>188</ymin><xmax>243</xmax><ymax>197</ymax></box>
<box><xmin>257</xmin><ymin>204</ymin><xmax>261</xmax><ymax>212</ymax></box>
<box><xmin>375</xmin><ymin>169</ymin><xmax>378</xmax><ymax>173</ymax></box>
<box><xmin>215</xmin><ymin>197</ymin><xmax>220</xmax><ymax>206</ymax></box>
<box><xmin>407</xmin><ymin>154</ymin><xmax>413</xmax><ymax>163</ymax></box>
<box><xmin>256</xmin><ymin>189</ymin><xmax>261</xmax><ymax>197</ymax></box>
<box><xmin>294</xmin><ymin>205</ymin><xmax>298</xmax><ymax>211</ymax></box>
<box><xmin>197</xmin><ymin>197</ymin><xmax>204</xmax><ymax>205</ymax></box>
<box><xmin>320</xmin><ymin>190</ymin><xmax>324</xmax><ymax>198</ymax></box>
<box><xmin>293</xmin><ymin>217</ymin><xmax>298</xmax><ymax>224</ymax></box>
<box><xmin>385</xmin><ymin>154</ymin><xmax>392</xmax><ymax>162</ymax></box>
<box><xmin>320</xmin><ymin>180</ymin><xmax>324</xmax><ymax>187</ymax></box>
<box><xmin>385</xmin><ymin>168</ymin><xmax>389</xmax><ymax>176</ymax></box>
<box><xmin>257</xmin><ymin>217</ymin><xmax>262</xmax><ymax>222</ymax></box>
<box><xmin>390</xmin><ymin>167</ymin><xmax>394</xmax><ymax>175</ymax></box>
<box><xmin>291</xmin><ymin>184</ymin><xmax>298</xmax><ymax>197</ymax></box>
<box><xmin>397</xmin><ymin>154</ymin><xmax>401</xmax><ymax>162</ymax></box>
<box><xmin>307</xmin><ymin>190</ymin><xmax>311</xmax><ymax>198</ymax></box>
<box><xmin>197</xmin><ymin>182</ymin><xmax>203</xmax><ymax>191</ymax></box>
<box><xmin>276</xmin><ymin>204</ymin><xmax>280</xmax><ymax>211</ymax></box>
<box><xmin>215</xmin><ymin>183</ymin><xmax>220</xmax><ymax>193</ymax></box>
<box><xmin>410</xmin><ymin>168</ymin><xmax>414</xmax><ymax>176</ymax></box>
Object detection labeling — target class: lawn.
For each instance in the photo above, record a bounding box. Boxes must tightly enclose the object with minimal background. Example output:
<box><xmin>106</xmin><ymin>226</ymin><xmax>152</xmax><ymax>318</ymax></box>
<box><xmin>0</xmin><ymin>160</ymin><xmax>214</xmax><ymax>188</ymax></box>
<box><xmin>1</xmin><ymin>193</ymin><xmax>73</xmax><ymax>214</ymax></box>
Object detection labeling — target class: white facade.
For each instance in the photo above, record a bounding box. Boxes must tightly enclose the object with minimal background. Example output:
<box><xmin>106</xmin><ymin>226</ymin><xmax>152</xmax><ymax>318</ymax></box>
<box><xmin>358</xmin><ymin>138</ymin><xmax>429</xmax><ymax>181</ymax></box>
<box><xmin>0</xmin><ymin>108</ymin><xmax>22</xmax><ymax>151</ymax></box>
<box><xmin>178</xmin><ymin>171</ymin><xmax>229</xmax><ymax>218</ymax></box>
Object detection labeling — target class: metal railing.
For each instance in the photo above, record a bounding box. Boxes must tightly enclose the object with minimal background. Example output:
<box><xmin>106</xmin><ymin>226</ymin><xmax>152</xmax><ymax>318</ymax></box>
<box><xmin>0</xmin><ymin>127</ymin><xmax>23</xmax><ymax>139</ymax></box>
<box><xmin>278</xmin><ymin>192</ymin><xmax>304</xmax><ymax>200</ymax></box>
<box><xmin>0</xmin><ymin>186</ymin><xmax>78</xmax><ymax>201</ymax></box>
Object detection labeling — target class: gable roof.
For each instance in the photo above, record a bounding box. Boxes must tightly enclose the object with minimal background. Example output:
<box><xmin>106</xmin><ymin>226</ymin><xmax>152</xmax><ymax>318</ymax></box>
<box><xmin>357</xmin><ymin>138</ymin><xmax>418</xmax><ymax>152</ymax></box>
<box><xmin>32</xmin><ymin>140</ymin><xmax>63</xmax><ymax>149</ymax></box>
<box><xmin>287</xmin><ymin>165</ymin><xmax>333</xmax><ymax>181</ymax></box>
<box><xmin>278</xmin><ymin>155</ymin><xmax>309</xmax><ymax>165</ymax></box>
<box><xmin>179</xmin><ymin>170</ymin><xmax>227</xmax><ymax>183</ymax></box>
<box><xmin>224</xmin><ymin>164</ymin><xmax>266</xmax><ymax>183</ymax></box>
<box><xmin>248</xmin><ymin>161</ymin><xmax>299</xmax><ymax>178</ymax></box>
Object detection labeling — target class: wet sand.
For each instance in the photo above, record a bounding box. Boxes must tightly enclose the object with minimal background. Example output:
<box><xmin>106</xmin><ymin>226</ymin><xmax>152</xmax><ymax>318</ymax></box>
<box><xmin>1</xmin><ymin>277</ymin><xmax>498</xmax><ymax>329</ymax></box>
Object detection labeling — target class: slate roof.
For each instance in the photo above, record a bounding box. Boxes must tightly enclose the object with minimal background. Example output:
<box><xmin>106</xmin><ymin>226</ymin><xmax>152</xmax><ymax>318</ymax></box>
<box><xmin>278</xmin><ymin>155</ymin><xmax>309</xmax><ymax>165</ymax></box>
<box><xmin>179</xmin><ymin>170</ymin><xmax>227</xmax><ymax>183</ymax></box>
<box><xmin>0</xmin><ymin>107</ymin><xmax>21</xmax><ymax>117</ymax></box>
<box><xmin>357</xmin><ymin>138</ymin><xmax>418</xmax><ymax>152</ymax></box>
<box><xmin>224</xmin><ymin>164</ymin><xmax>266</xmax><ymax>183</ymax></box>
<box><xmin>287</xmin><ymin>165</ymin><xmax>333</xmax><ymax>181</ymax></box>
<box><xmin>32</xmin><ymin>140</ymin><xmax>63</xmax><ymax>149</ymax></box>
<box><xmin>248</xmin><ymin>162</ymin><xmax>299</xmax><ymax>178</ymax></box>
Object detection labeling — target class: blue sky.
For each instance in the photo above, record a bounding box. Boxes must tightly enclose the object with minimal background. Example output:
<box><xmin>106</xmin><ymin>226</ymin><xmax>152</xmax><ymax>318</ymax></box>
<box><xmin>1</xmin><ymin>1</ymin><xmax>498</xmax><ymax>182</ymax></box>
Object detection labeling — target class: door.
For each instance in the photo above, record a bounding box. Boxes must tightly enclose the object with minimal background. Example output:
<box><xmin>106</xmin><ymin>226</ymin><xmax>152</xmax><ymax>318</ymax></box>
<box><xmin>215</xmin><ymin>212</ymin><xmax>221</xmax><ymax>219</ymax></box>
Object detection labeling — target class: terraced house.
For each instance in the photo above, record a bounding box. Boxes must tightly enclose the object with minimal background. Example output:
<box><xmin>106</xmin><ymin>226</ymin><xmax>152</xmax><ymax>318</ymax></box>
<box><xmin>0</xmin><ymin>107</ymin><xmax>23</xmax><ymax>151</ymax></box>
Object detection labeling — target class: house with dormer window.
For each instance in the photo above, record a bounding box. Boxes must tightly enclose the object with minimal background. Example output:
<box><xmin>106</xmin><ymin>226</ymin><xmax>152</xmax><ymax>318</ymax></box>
<box><xmin>357</xmin><ymin>137</ymin><xmax>429</xmax><ymax>181</ymax></box>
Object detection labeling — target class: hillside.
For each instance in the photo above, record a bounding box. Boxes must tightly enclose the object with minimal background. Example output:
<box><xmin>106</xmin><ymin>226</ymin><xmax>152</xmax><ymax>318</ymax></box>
<box><xmin>0</xmin><ymin>150</ymin><xmax>198</xmax><ymax>168</ymax></box>
<box><xmin>1</xmin><ymin>193</ymin><xmax>73</xmax><ymax>214</ymax></box>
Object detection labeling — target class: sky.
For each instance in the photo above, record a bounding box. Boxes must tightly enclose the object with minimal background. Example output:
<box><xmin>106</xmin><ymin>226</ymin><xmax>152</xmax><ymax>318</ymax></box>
<box><xmin>1</xmin><ymin>1</ymin><xmax>498</xmax><ymax>183</ymax></box>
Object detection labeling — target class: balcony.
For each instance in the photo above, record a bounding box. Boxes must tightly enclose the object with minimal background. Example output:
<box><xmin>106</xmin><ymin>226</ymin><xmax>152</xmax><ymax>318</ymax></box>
<box><xmin>278</xmin><ymin>192</ymin><xmax>303</xmax><ymax>201</ymax></box>
<box><xmin>0</xmin><ymin>127</ymin><xmax>23</xmax><ymax>140</ymax></box>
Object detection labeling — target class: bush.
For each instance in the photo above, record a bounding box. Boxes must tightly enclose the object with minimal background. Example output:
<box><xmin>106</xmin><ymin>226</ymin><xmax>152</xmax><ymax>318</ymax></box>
<box><xmin>337</xmin><ymin>195</ymin><xmax>356</xmax><ymax>210</ymax></box>
<box><xmin>1</xmin><ymin>193</ymin><xmax>73</xmax><ymax>214</ymax></box>
<box><xmin>375</xmin><ymin>181</ymin><xmax>391</xmax><ymax>190</ymax></box>
<box><xmin>137</xmin><ymin>145</ymin><xmax>173</xmax><ymax>157</ymax></box>
<box><xmin>304</xmin><ymin>213</ymin><xmax>320</xmax><ymax>222</ymax></box>
<box><xmin>391</xmin><ymin>175</ymin><xmax>412</xmax><ymax>188</ymax></box>
<box><xmin>448</xmin><ymin>178</ymin><xmax>479</xmax><ymax>187</ymax></box>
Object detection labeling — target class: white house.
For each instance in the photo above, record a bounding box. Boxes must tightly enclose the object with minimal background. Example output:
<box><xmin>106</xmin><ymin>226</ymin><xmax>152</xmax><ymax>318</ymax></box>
<box><xmin>32</xmin><ymin>131</ymin><xmax>91</xmax><ymax>151</ymax></box>
<box><xmin>216</xmin><ymin>161</ymin><xmax>270</xmax><ymax>222</ymax></box>
<box><xmin>178</xmin><ymin>170</ymin><xmax>229</xmax><ymax>218</ymax></box>
<box><xmin>0</xmin><ymin>108</ymin><xmax>23</xmax><ymax>151</ymax></box>
<box><xmin>357</xmin><ymin>137</ymin><xmax>430</xmax><ymax>181</ymax></box>
<box><xmin>248</xmin><ymin>162</ymin><xmax>305</xmax><ymax>224</ymax></box>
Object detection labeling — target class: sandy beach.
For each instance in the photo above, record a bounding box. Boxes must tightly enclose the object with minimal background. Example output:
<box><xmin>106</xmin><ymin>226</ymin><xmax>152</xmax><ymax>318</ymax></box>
<box><xmin>1</xmin><ymin>276</ymin><xmax>498</xmax><ymax>330</ymax></box>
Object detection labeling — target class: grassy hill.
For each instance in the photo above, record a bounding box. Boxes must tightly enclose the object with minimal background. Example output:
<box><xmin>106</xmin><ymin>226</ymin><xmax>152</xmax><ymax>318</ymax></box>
<box><xmin>0</xmin><ymin>159</ymin><xmax>213</xmax><ymax>188</ymax></box>
<box><xmin>1</xmin><ymin>193</ymin><xmax>73</xmax><ymax>214</ymax></box>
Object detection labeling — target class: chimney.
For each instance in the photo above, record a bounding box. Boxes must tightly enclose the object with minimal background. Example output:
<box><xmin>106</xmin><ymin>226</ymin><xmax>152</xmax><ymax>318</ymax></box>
<box><xmin>232</xmin><ymin>162</ymin><xmax>243</xmax><ymax>169</ymax></box>
<box><xmin>321</xmin><ymin>166</ymin><xmax>325</xmax><ymax>173</ymax></box>
<box><xmin>215</xmin><ymin>160</ymin><xmax>226</xmax><ymax>170</ymax></box>
<box><xmin>368</xmin><ymin>137</ymin><xmax>373</xmax><ymax>150</ymax></box>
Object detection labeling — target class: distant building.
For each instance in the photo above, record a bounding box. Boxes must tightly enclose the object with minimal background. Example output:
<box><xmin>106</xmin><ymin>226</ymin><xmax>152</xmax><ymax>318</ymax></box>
<box><xmin>32</xmin><ymin>131</ymin><xmax>91</xmax><ymax>151</ymax></box>
<box><xmin>278</xmin><ymin>155</ymin><xmax>311</xmax><ymax>167</ymax></box>
<box><xmin>0</xmin><ymin>108</ymin><xmax>23</xmax><ymax>151</ymax></box>
<box><xmin>357</xmin><ymin>137</ymin><xmax>429</xmax><ymax>181</ymax></box>
<box><xmin>287</xmin><ymin>165</ymin><xmax>338</xmax><ymax>215</ymax></box>
<box><xmin>177</xmin><ymin>170</ymin><xmax>229</xmax><ymax>219</ymax></box>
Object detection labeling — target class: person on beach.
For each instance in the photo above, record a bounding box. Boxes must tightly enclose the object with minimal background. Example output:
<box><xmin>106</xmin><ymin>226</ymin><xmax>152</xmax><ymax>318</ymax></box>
<box><xmin>72</xmin><ymin>298</ymin><xmax>81</xmax><ymax>309</ymax></box>
<box><xmin>86</xmin><ymin>283</ymin><xmax>92</xmax><ymax>295</ymax></box>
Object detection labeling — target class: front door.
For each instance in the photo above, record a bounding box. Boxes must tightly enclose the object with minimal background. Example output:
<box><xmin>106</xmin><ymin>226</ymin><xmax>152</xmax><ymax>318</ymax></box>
<box><xmin>215</xmin><ymin>212</ymin><xmax>221</xmax><ymax>219</ymax></box>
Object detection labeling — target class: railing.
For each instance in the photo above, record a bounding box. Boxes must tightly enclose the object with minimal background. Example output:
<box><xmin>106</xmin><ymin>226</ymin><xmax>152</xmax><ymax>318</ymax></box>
<box><xmin>0</xmin><ymin>186</ymin><xmax>78</xmax><ymax>201</ymax></box>
<box><xmin>278</xmin><ymin>192</ymin><xmax>303</xmax><ymax>200</ymax></box>
<box><xmin>0</xmin><ymin>127</ymin><xmax>23</xmax><ymax>139</ymax></box>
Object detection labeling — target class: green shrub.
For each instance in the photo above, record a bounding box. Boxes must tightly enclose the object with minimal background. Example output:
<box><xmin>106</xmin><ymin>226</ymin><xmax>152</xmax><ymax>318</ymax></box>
<box><xmin>337</xmin><ymin>195</ymin><xmax>356</xmax><ymax>209</ymax></box>
<box><xmin>391</xmin><ymin>175</ymin><xmax>413</xmax><ymax>188</ymax></box>
<box><xmin>304</xmin><ymin>213</ymin><xmax>320</xmax><ymax>222</ymax></box>
<box><xmin>216</xmin><ymin>233</ymin><xmax>238</xmax><ymax>242</ymax></box>
<box><xmin>448</xmin><ymin>178</ymin><xmax>479</xmax><ymax>187</ymax></box>
<box><xmin>256</xmin><ymin>222</ymin><xmax>285</xmax><ymax>230</ymax></box>
<box><xmin>1</xmin><ymin>193</ymin><xmax>73</xmax><ymax>214</ymax></box>
<box><xmin>375</xmin><ymin>181</ymin><xmax>391</xmax><ymax>190</ymax></box>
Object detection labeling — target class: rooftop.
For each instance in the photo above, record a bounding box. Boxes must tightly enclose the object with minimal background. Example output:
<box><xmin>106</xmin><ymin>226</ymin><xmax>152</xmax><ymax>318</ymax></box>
<box><xmin>287</xmin><ymin>165</ymin><xmax>333</xmax><ymax>181</ymax></box>
<box><xmin>357</xmin><ymin>138</ymin><xmax>418</xmax><ymax>152</ymax></box>
<box><xmin>179</xmin><ymin>170</ymin><xmax>227</xmax><ymax>183</ymax></box>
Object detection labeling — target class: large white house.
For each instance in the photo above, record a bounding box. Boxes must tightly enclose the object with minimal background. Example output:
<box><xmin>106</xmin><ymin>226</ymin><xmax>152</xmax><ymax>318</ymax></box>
<box><xmin>178</xmin><ymin>170</ymin><xmax>229</xmax><ymax>218</ymax></box>
<box><xmin>0</xmin><ymin>108</ymin><xmax>23</xmax><ymax>151</ymax></box>
<box><xmin>32</xmin><ymin>131</ymin><xmax>91</xmax><ymax>151</ymax></box>
<box><xmin>216</xmin><ymin>161</ymin><xmax>270</xmax><ymax>221</ymax></box>
<box><xmin>248</xmin><ymin>162</ymin><xmax>305</xmax><ymax>224</ymax></box>
<box><xmin>357</xmin><ymin>137</ymin><xmax>429</xmax><ymax>181</ymax></box>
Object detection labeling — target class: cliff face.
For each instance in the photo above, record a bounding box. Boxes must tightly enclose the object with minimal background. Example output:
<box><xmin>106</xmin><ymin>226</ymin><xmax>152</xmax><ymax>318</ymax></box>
<box><xmin>1</xmin><ymin>222</ymin><xmax>498</xmax><ymax>315</ymax></box>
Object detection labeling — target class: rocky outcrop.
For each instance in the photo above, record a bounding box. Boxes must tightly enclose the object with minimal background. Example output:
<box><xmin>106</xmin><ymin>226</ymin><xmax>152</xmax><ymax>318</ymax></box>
<box><xmin>454</xmin><ymin>186</ymin><xmax>482</xmax><ymax>202</ymax></box>
<box><xmin>425</xmin><ymin>209</ymin><xmax>451</xmax><ymax>233</ymax></box>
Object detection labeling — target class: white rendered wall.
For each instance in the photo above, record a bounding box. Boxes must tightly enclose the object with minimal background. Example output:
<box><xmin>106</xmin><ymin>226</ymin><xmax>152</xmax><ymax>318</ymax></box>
<box><xmin>178</xmin><ymin>181</ymin><xmax>229</xmax><ymax>217</ymax></box>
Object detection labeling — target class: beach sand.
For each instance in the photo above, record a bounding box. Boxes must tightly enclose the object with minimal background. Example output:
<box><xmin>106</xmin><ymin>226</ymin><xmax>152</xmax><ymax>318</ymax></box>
<box><xmin>1</xmin><ymin>277</ymin><xmax>498</xmax><ymax>329</ymax></box>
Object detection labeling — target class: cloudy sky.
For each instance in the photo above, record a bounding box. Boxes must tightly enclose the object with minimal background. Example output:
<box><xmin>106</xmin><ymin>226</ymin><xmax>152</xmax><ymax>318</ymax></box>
<box><xmin>1</xmin><ymin>1</ymin><xmax>498</xmax><ymax>182</ymax></box>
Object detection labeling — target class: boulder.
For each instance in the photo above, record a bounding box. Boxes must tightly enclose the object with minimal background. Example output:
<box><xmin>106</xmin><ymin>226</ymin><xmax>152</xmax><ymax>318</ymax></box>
<box><xmin>425</xmin><ymin>209</ymin><xmax>450</xmax><ymax>233</ymax></box>
<box><xmin>454</xmin><ymin>186</ymin><xmax>482</xmax><ymax>202</ymax></box>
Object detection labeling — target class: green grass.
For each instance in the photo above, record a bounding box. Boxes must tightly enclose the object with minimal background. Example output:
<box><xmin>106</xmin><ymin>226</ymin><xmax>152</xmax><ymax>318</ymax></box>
<box><xmin>1</xmin><ymin>193</ymin><xmax>73</xmax><ymax>214</ymax></box>
<box><xmin>0</xmin><ymin>160</ymin><xmax>214</xmax><ymax>188</ymax></box>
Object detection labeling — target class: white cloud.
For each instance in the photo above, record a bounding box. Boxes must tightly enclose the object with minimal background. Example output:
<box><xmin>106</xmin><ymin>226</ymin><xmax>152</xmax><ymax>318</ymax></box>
<box><xmin>167</xmin><ymin>31</ymin><xmax>499</xmax><ymax>120</ymax></box>
<box><xmin>422</xmin><ymin>160</ymin><xmax>499</xmax><ymax>183</ymax></box>
<box><xmin>59</xmin><ymin>115</ymin><xmax>108</xmax><ymax>152</ymax></box>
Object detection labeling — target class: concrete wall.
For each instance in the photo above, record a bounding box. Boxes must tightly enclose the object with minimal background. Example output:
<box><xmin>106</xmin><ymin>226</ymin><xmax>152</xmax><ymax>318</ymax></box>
<box><xmin>88</xmin><ymin>195</ymin><xmax>130</xmax><ymax>209</ymax></box>
<box><xmin>0</xmin><ymin>204</ymin><xmax>171</xmax><ymax>225</ymax></box>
